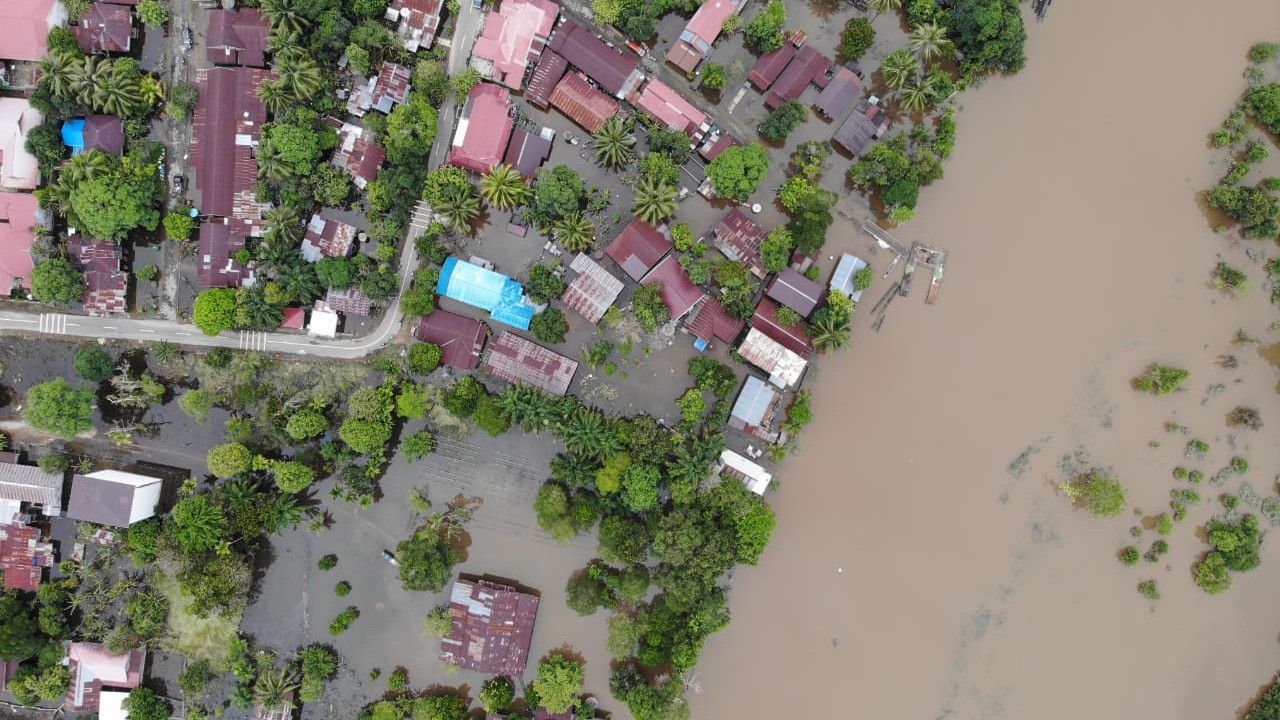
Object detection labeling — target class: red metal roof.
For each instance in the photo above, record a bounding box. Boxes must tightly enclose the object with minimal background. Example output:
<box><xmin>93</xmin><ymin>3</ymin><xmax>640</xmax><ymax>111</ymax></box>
<box><xmin>642</xmin><ymin>255</ymin><xmax>705</xmax><ymax>320</ymax></box>
<box><xmin>484</xmin><ymin>331</ymin><xmax>578</xmax><ymax>396</ymax></box>
<box><xmin>748</xmin><ymin>43</ymin><xmax>796</xmax><ymax>90</ymax></box>
<box><xmin>190</xmin><ymin>66</ymin><xmax>274</xmax><ymax>219</ymax></box>
<box><xmin>67</xmin><ymin>233</ymin><xmax>127</xmax><ymax>315</ymax></box>
<box><xmin>698</xmin><ymin>131</ymin><xmax>739</xmax><ymax>161</ymax></box>
<box><xmin>504</xmin><ymin>128</ymin><xmax>552</xmax><ymax>179</ymax></box>
<box><xmin>666</xmin><ymin>0</ymin><xmax>738</xmax><ymax>72</ymax></box>
<box><xmin>441</xmin><ymin>578</ymin><xmax>540</xmax><ymax>675</ymax></box>
<box><xmin>750</xmin><ymin>297</ymin><xmax>813</xmax><ymax>358</ymax></box>
<box><xmin>302</xmin><ymin>213</ymin><xmax>357</xmax><ymax>259</ymax></box>
<box><xmin>0</xmin><ymin>523</ymin><xmax>51</xmax><ymax>590</ymax></box>
<box><xmin>206</xmin><ymin>9</ymin><xmax>269</xmax><ymax>67</ymax></box>
<box><xmin>686</xmin><ymin>296</ymin><xmax>743</xmax><ymax>343</ymax></box>
<box><xmin>415</xmin><ymin>309</ymin><xmax>487</xmax><ymax>369</ymax></box>
<box><xmin>549</xmin><ymin>71</ymin><xmax>618</xmax><ymax>134</ymax></box>
<box><xmin>548</xmin><ymin>19</ymin><xmax>642</xmax><ymax>97</ymax></box>
<box><xmin>605</xmin><ymin>218</ymin><xmax>671</xmax><ymax>281</ymax></box>
<box><xmin>197</xmin><ymin>219</ymin><xmax>246</xmax><ymax>288</ymax></box>
<box><xmin>0</xmin><ymin>192</ymin><xmax>36</xmax><ymax>293</ymax></box>
<box><xmin>471</xmin><ymin>0</ymin><xmax>559</xmax><ymax>89</ymax></box>
<box><xmin>631</xmin><ymin>79</ymin><xmax>707</xmax><ymax>138</ymax></box>
<box><xmin>280</xmin><ymin>306</ymin><xmax>305</xmax><ymax>329</ymax></box>
<box><xmin>562</xmin><ymin>252</ymin><xmax>623</xmax><ymax>323</ymax></box>
<box><xmin>764</xmin><ymin>45</ymin><xmax>832</xmax><ymax>109</ymax></box>
<box><xmin>332</xmin><ymin>123</ymin><xmax>386</xmax><ymax>189</ymax></box>
<box><xmin>814</xmin><ymin>66</ymin><xmax>863</xmax><ymax>119</ymax></box>
<box><xmin>76</xmin><ymin>3</ymin><xmax>132</xmax><ymax>54</ymax></box>
<box><xmin>712</xmin><ymin>207</ymin><xmax>764</xmax><ymax>278</ymax></box>
<box><xmin>325</xmin><ymin>287</ymin><xmax>372</xmax><ymax>316</ymax></box>
<box><xmin>0</xmin><ymin>0</ymin><xmax>57</xmax><ymax>61</ymax></box>
<box><xmin>448</xmin><ymin>83</ymin><xmax>515</xmax><ymax>175</ymax></box>
<box><xmin>525</xmin><ymin>51</ymin><xmax>568</xmax><ymax>109</ymax></box>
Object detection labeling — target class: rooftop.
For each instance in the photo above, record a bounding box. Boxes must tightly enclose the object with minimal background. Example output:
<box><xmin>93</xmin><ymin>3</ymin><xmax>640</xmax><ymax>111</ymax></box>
<box><xmin>665</xmin><ymin>0</ymin><xmax>740</xmax><ymax>72</ymax></box>
<box><xmin>331</xmin><ymin>122</ymin><xmax>387</xmax><ymax>189</ymax></box>
<box><xmin>547</xmin><ymin>19</ymin><xmax>643</xmax><ymax>98</ymax></box>
<box><xmin>738</xmin><ymin>327</ymin><xmax>807</xmax><ymax>388</ymax></box>
<box><xmin>765</xmin><ymin>45</ymin><xmax>832</xmax><ymax>109</ymax></box>
<box><xmin>0</xmin><ymin>0</ymin><xmax>63</xmax><ymax>61</ymax></box>
<box><xmin>0</xmin><ymin>192</ymin><xmax>38</xmax><ymax>292</ymax></box>
<box><xmin>747</xmin><ymin>43</ymin><xmax>797</xmax><ymax>91</ymax></box>
<box><xmin>832</xmin><ymin>103</ymin><xmax>889</xmax><ymax>156</ymax></box>
<box><xmin>326</xmin><ymin>286</ymin><xmax>373</xmax><ymax>316</ymax></box>
<box><xmin>190</xmin><ymin>66</ymin><xmax>274</xmax><ymax>219</ymax></box>
<box><xmin>698</xmin><ymin>130</ymin><xmax>739</xmax><ymax>162</ymax></box>
<box><xmin>206</xmin><ymin>8</ymin><xmax>269</xmax><ymax>67</ymax></box>
<box><xmin>0</xmin><ymin>458</ymin><xmax>63</xmax><ymax>515</ymax></box>
<box><xmin>729</xmin><ymin>374</ymin><xmax>778</xmax><ymax>430</ymax></box>
<box><xmin>280</xmin><ymin>306</ymin><xmax>305</xmax><ymax>329</ymax></box>
<box><xmin>348</xmin><ymin>62</ymin><xmax>413</xmax><ymax>116</ymax></box>
<box><xmin>301</xmin><ymin>213</ymin><xmax>358</xmax><ymax>262</ymax></box>
<box><xmin>196</xmin><ymin>218</ymin><xmax>248</xmax><ymax>288</ymax></box>
<box><xmin>76</xmin><ymin>3</ymin><xmax>133</xmax><ymax>54</ymax></box>
<box><xmin>642</xmin><ymin>255</ymin><xmax>705</xmax><ymax>320</ymax></box>
<box><xmin>471</xmin><ymin>0</ymin><xmax>559</xmax><ymax>89</ymax></box>
<box><xmin>67</xmin><ymin>233</ymin><xmax>127</xmax><ymax>316</ymax></box>
<box><xmin>830</xmin><ymin>252</ymin><xmax>869</xmax><ymax>302</ymax></box>
<box><xmin>525</xmin><ymin>51</ymin><xmax>568</xmax><ymax>108</ymax></box>
<box><xmin>548</xmin><ymin>71</ymin><xmax>618</xmax><ymax>134</ymax></box>
<box><xmin>631</xmin><ymin>79</ymin><xmax>708</xmax><ymax>139</ymax></box>
<box><xmin>766</xmin><ymin>267</ymin><xmax>824</xmax><ymax>317</ymax></box>
<box><xmin>562</xmin><ymin>252</ymin><xmax>624</xmax><ymax>323</ymax></box>
<box><xmin>449</xmin><ymin>83</ymin><xmax>515</xmax><ymax>175</ymax></box>
<box><xmin>415</xmin><ymin>309</ymin><xmax>488</xmax><ymax>370</ymax></box>
<box><xmin>605</xmin><ymin>218</ymin><xmax>672</xmax><ymax>281</ymax></box>
<box><xmin>61</xmin><ymin>115</ymin><xmax>125</xmax><ymax>156</ymax></box>
<box><xmin>814</xmin><ymin>66</ymin><xmax>863</xmax><ymax>119</ymax></box>
<box><xmin>504</xmin><ymin>127</ymin><xmax>554</xmax><ymax>179</ymax></box>
<box><xmin>0</xmin><ymin>98</ymin><xmax>43</xmax><ymax>190</ymax></box>
<box><xmin>437</xmin><ymin>257</ymin><xmax>535</xmax><ymax>330</ymax></box>
<box><xmin>712</xmin><ymin>207</ymin><xmax>765</xmax><ymax>278</ymax></box>
<box><xmin>386</xmin><ymin>0</ymin><xmax>444</xmax><ymax>52</ymax></box>
<box><xmin>440</xmin><ymin>578</ymin><xmax>540</xmax><ymax>675</ymax></box>
<box><xmin>65</xmin><ymin>642</ymin><xmax>144</xmax><ymax>712</ymax></box>
<box><xmin>67</xmin><ymin>469</ymin><xmax>163</xmax><ymax>528</ymax></box>
<box><xmin>685</xmin><ymin>296</ymin><xmax>744</xmax><ymax>344</ymax></box>
<box><xmin>720</xmin><ymin>449</ymin><xmax>772</xmax><ymax>495</ymax></box>
<box><xmin>751</xmin><ymin>297</ymin><xmax>813</xmax><ymax>358</ymax></box>
<box><xmin>0</xmin><ymin>523</ymin><xmax>53</xmax><ymax>590</ymax></box>
<box><xmin>484</xmin><ymin>331</ymin><xmax>578</xmax><ymax>396</ymax></box>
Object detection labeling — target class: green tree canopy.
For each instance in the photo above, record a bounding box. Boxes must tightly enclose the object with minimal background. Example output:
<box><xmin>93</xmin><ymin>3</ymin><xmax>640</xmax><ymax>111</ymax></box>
<box><xmin>272</xmin><ymin>460</ymin><xmax>315</xmax><ymax>493</ymax></box>
<box><xmin>533</xmin><ymin>653</ymin><xmax>585</xmax><ymax>714</ymax></box>
<box><xmin>193</xmin><ymin>289</ymin><xmax>237</xmax><ymax>336</ymax></box>
<box><xmin>743</xmin><ymin>0</ymin><xmax>785</xmax><ymax>53</ymax></box>
<box><xmin>24</xmin><ymin>378</ymin><xmax>93</xmax><ymax>438</ymax></box>
<box><xmin>285</xmin><ymin>407</ymin><xmax>329</xmax><ymax>440</ymax></box>
<box><xmin>207</xmin><ymin>442</ymin><xmax>252</xmax><ymax>478</ymax></box>
<box><xmin>949</xmin><ymin>0</ymin><xmax>1027</xmax><ymax>76</ymax></box>
<box><xmin>707</xmin><ymin>143</ymin><xmax>769</xmax><ymax>201</ymax></box>
<box><xmin>396</xmin><ymin>529</ymin><xmax>459</xmax><ymax>592</ymax></box>
<box><xmin>31</xmin><ymin>257</ymin><xmax>83</xmax><ymax>303</ymax></box>
<box><xmin>67</xmin><ymin>151</ymin><xmax>163</xmax><ymax>240</ymax></box>
<box><xmin>171</xmin><ymin>495</ymin><xmax>228</xmax><ymax>553</ymax></box>
<box><xmin>0</xmin><ymin>591</ymin><xmax>42</xmax><ymax>661</ymax></box>
<box><xmin>73</xmin><ymin>346</ymin><xmax>114</xmax><ymax>382</ymax></box>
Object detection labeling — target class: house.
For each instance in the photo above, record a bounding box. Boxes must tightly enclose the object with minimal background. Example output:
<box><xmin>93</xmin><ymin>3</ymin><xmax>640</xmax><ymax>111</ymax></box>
<box><xmin>525</xmin><ymin>51</ymin><xmax>568</xmax><ymax>109</ymax></box>
<box><xmin>548</xmin><ymin>71</ymin><xmax>618</xmax><ymax>134</ymax></box>
<box><xmin>331</xmin><ymin>123</ymin><xmax>387</xmax><ymax>190</ymax></box>
<box><xmin>711</xmin><ymin>207</ymin><xmax>765</xmax><ymax>278</ymax></box>
<box><xmin>641</xmin><ymin>255</ymin><xmax>705</xmax><ymax>321</ymax></box>
<box><xmin>197</xmin><ymin>218</ymin><xmax>249</xmax><ymax>288</ymax></box>
<box><xmin>386</xmin><ymin>0</ymin><xmax>444</xmax><ymax>53</ymax></box>
<box><xmin>697</xmin><ymin>130</ymin><xmax>739</xmax><ymax>162</ymax></box>
<box><xmin>76</xmin><ymin>3</ymin><xmax>133</xmax><ymax>54</ymax></box>
<box><xmin>685</xmin><ymin>296</ymin><xmax>743</xmax><ymax>346</ymax></box>
<box><xmin>325</xmin><ymin>287</ymin><xmax>373</xmax><ymax>316</ymax></box>
<box><xmin>66</xmin><ymin>470</ymin><xmax>163</xmax><ymax>527</ymax></box>
<box><xmin>301</xmin><ymin>213</ymin><xmax>358</xmax><ymax>262</ymax></box>
<box><xmin>61</xmin><ymin>115</ymin><xmax>125</xmax><ymax>155</ymax></box>
<box><xmin>347</xmin><ymin>62</ymin><xmax>412</xmax><ymax>116</ymax></box>
<box><xmin>562</xmin><ymin>253</ymin><xmax>623</xmax><ymax>323</ymax></box>
<box><xmin>308</xmin><ymin>305</ymin><xmax>340</xmax><ymax>338</ymax></box>
<box><xmin>484</xmin><ymin>331</ymin><xmax>578</xmax><ymax>396</ymax></box>
<box><xmin>832</xmin><ymin>103</ymin><xmax>889</xmax><ymax>156</ymax></box>
<box><xmin>0</xmin><ymin>522</ymin><xmax>55</xmax><ymax>590</ymax></box>
<box><xmin>0</xmin><ymin>192</ymin><xmax>38</xmax><ymax>294</ymax></box>
<box><xmin>814</xmin><ymin>66</ymin><xmax>863</xmax><ymax>120</ymax></box>
<box><xmin>0</xmin><ymin>98</ymin><xmax>43</xmax><ymax>190</ymax></box>
<box><xmin>764</xmin><ymin>45</ymin><xmax>832</xmax><ymax>110</ymax></box>
<box><xmin>605</xmin><ymin>219</ymin><xmax>671</xmax><ymax>281</ymax></box>
<box><xmin>751</xmin><ymin>297</ymin><xmax>812</xmax><ymax>358</ymax></box>
<box><xmin>747</xmin><ymin>43</ymin><xmax>796</xmax><ymax>91</ymax></box>
<box><xmin>67</xmin><ymin>233</ymin><xmax>127</xmax><ymax>316</ymax></box>
<box><xmin>719</xmin><ymin>449</ymin><xmax>772</xmax><ymax>495</ymax></box>
<box><xmin>470</xmin><ymin>0</ymin><xmax>559</xmax><ymax>89</ymax></box>
<box><xmin>0</xmin><ymin>660</ymin><xmax>20</xmax><ymax>694</ymax></box>
<box><xmin>415</xmin><ymin>309</ymin><xmax>487</xmax><ymax>370</ymax></box>
<box><xmin>830</xmin><ymin>252</ymin><xmax>869</xmax><ymax>302</ymax></box>
<box><xmin>0</xmin><ymin>0</ymin><xmax>66</xmax><ymax>61</ymax></box>
<box><xmin>206</xmin><ymin>8</ymin><xmax>269</xmax><ymax>67</ymax></box>
<box><xmin>630</xmin><ymin>79</ymin><xmax>708</xmax><ymax>140</ymax></box>
<box><xmin>728</xmin><ymin>375</ymin><xmax>780</xmax><ymax>440</ymax></box>
<box><xmin>503</xmin><ymin>127</ymin><xmax>554</xmax><ymax>179</ymax></box>
<box><xmin>448</xmin><ymin>83</ymin><xmax>515</xmax><ymax>175</ymax></box>
<box><xmin>766</xmin><ymin>267</ymin><xmax>823</xmax><ymax>317</ymax></box>
<box><xmin>547</xmin><ymin>19</ymin><xmax>643</xmax><ymax>98</ymax></box>
<box><xmin>436</xmin><ymin>257</ymin><xmax>535</xmax><ymax>330</ymax></box>
<box><xmin>98</xmin><ymin>690</ymin><xmax>131</xmax><ymax>720</ymax></box>
<box><xmin>64</xmin><ymin>642</ymin><xmax>145</xmax><ymax>713</ymax></box>
<box><xmin>190</xmin><ymin>66</ymin><xmax>274</xmax><ymax>286</ymax></box>
<box><xmin>0</xmin><ymin>457</ymin><xmax>63</xmax><ymax>521</ymax></box>
<box><xmin>665</xmin><ymin>0</ymin><xmax>741</xmax><ymax>73</ymax></box>
<box><xmin>533</xmin><ymin>710</ymin><xmax>574</xmax><ymax>720</ymax></box>
<box><xmin>737</xmin><ymin>327</ymin><xmax>806</xmax><ymax>388</ymax></box>
<box><xmin>280</xmin><ymin>306</ymin><xmax>306</xmax><ymax>330</ymax></box>
<box><xmin>440</xmin><ymin>578</ymin><xmax>540</xmax><ymax>675</ymax></box>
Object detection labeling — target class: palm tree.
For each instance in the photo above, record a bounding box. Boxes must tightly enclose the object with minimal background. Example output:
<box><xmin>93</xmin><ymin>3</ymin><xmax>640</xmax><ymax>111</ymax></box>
<box><xmin>275</xmin><ymin>261</ymin><xmax>323</xmax><ymax>303</ymax></box>
<box><xmin>140</xmin><ymin>75</ymin><xmax>165</xmax><ymax>107</ymax></box>
<box><xmin>237</xmin><ymin>286</ymin><xmax>284</xmax><ymax>330</ymax></box>
<box><xmin>879</xmin><ymin>50</ymin><xmax>919</xmax><ymax>91</ymax></box>
<box><xmin>260</xmin><ymin>0</ymin><xmax>309</xmax><ymax>35</ymax></box>
<box><xmin>810</xmin><ymin>310</ymin><xmax>851</xmax><ymax>351</ymax></box>
<box><xmin>908</xmin><ymin>21</ymin><xmax>953</xmax><ymax>62</ymax></box>
<box><xmin>60</xmin><ymin>150</ymin><xmax>111</xmax><ymax>185</ymax></box>
<box><xmin>275</xmin><ymin>50</ymin><xmax>323</xmax><ymax>102</ymax></box>
<box><xmin>557</xmin><ymin>407</ymin><xmax>622</xmax><ymax>459</ymax></box>
<box><xmin>500</xmin><ymin>384</ymin><xmax>556</xmax><ymax>432</ymax></box>
<box><xmin>632</xmin><ymin>175</ymin><xmax>678</xmax><ymax>225</ymax></box>
<box><xmin>435</xmin><ymin>184</ymin><xmax>481</xmax><ymax>230</ymax></box>
<box><xmin>592</xmin><ymin>117</ymin><xmax>636</xmax><ymax>170</ymax></box>
<box><xmin>868</xmin><ymin>0</ymin><xmax>903</xmax><ymax>15</ymax></box>
<box><xmin>258</xmin><ymin>80</ymin><xmax>292</xmax><ymax>117</ymax></box>
<box><xmin>554</xmin><ymin>213</ymin><xmax>596</xmax><ymax>252</ymax></box>
<box><xmin>480</xmin><ymin>164</ymin><xmax>531</xmax><ymax>210</ymax></box>
<box><xmin>266</xmin><ymin>25</ymin><xmax>302</xmax><ymax>55</ymax></box>
<box><xmin>253</xmin><ymin>667</ymin><xmax>300</xmax><ymax>711</ymax></box>
<box><xmin>897</xmin><ymin>77</ymin><xmax>933</xmax><ymax>112</ymax></box>
<box><xmin>256</xmin><ymin>143</ymin><xmax>290</xmax><ymax>181</ymax></box>
<box><xmin>38</xmin><ymin>52</ymin><xmax>79</xmax><ymax>100</ymax></box>
<box><xmin>69</xmin><ymin>55</ymin><xmax>99</xmax><ymax>106</ymax></box>
<box><xmin>93</xmin><ymin>63</ymin><xmax>143</xmax><ymax>116</ymax></box>
<box><xmin>262</xmin><ymin>206</ymin><xmax>302</xmax><ymax>243</ymax></box>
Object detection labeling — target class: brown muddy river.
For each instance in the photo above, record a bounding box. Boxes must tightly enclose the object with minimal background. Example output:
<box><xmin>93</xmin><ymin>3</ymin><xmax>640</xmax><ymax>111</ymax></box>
<box><xmin>691</xmin><ymin>1</ymin><xmax>1280</xmax><ymax>719</ymax></box>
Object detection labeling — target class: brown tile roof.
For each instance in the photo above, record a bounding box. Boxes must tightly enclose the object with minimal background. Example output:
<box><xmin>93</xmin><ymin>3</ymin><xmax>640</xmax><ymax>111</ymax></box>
<box><xmin>548</xmin><ymin>71</ymin><xmax>618</xmax><ymax>134</ymax></box>
<box><xmin>765</xmin><ymin>45</ymin><xmax>832</xmax><ymax>109</ymax></box>
<box><xmin>415</xmin><ymin>309</ymin><xmax>487</xmax><ymax>369</ymax></box>
<box><xmin>604</xmin><ymin>218</ymin><xmax>671</xmax><ymax>281</ymax></box>
<box><xmin>750</xmin><ymin>297</ymin><xmax>813</xmax><ymax>358</ymax></box>
<box><xmin>81</xmin><ymin>115</ymin><xmax>124</xmax><ymax>155</ymax></box>
<box><xmin>0</xmin><ymin>523</ymin><xmax>53</xmax><ymax>590</ymax></box>
<box><xmin>441</xmin><ymin>578</ymin><xmax>540</xmax><ymax>675</ymax></box>
<box><xmin>748</xmin><ymin>43</ymin><xmax>796</xmax><ymax>91</ymax></box>
<box><xmin>547</xmin><ymin>19</ymin><xmax>643</xmax><ymax>97</ymax></box>
<box><xmin>712</xmin><ymin>207</ymin><xmax>764</xmax><ymax>278</ymax></box>
<box><xmin>814</xmin><ymin>66</ymin><xmax>863</xmax><ymax>119</ymax></box>
<box><xmin>685</xmin><ymin>296</ymin><xmax>743</xmax><ymax>343</ymax></box>
<box><xmin>484</xmin><ymin>331</ymin><xmax>578</xmax><ymax>396</ymax></box>
<box><xmin>525</xmin><ymin>50</ymin><xmax>568</xmax><ymax>109</ymax></box>
<box><xmin>76</xmin><ymin>3</ymin><xmax>132</xmax><ymax>54</ymax></box>
<box><xmin>562</xmin><ymin>252</ymin><xmax>623</xmax><ymax>323</ymax></box>
<box><xmin>67</xmin><ymin>233</ymin><xmax>127</xmax><ymax>315</ymax></box>
<box><xmin>766</xmin><ymin>267</ymin><xmax>823</xmax><ymax>316</ymax></box>
<box><xmin>641</xmin><ymin>255</ymin><xmax>705</xmax><ymax>320</ymax></box>
<box><xmin>325</xmin><ymin>286</ymin><xmax>373</xmax><ymax>316</ymax></box>
<box><xmin>206</xmin><ymin>9</ymin><xmax>269</xmax><ymax>67</ymax></box>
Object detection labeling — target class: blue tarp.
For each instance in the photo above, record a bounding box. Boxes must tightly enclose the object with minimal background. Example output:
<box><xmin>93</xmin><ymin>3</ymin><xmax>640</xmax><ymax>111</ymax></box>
<box><xmin>437</xmin><ymin>257</ymin><xmax>534</xmax><ymax>330</ymax></box>
<box><xmin>61</xmin><ymin>119</ymin><xmax>86</xmax><ymax>154</ymax></box>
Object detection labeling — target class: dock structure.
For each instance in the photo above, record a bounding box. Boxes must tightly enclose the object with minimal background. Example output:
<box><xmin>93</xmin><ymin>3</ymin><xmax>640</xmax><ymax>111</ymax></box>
<box><xmin>856</xmin><ymin>225</ymin><xmax>949</xmax><ymax>330</ymax></box>
<box><xmin>859</xmin><ymin>220</ymin><xmax>911</xmax><ymax>258</ymax></box>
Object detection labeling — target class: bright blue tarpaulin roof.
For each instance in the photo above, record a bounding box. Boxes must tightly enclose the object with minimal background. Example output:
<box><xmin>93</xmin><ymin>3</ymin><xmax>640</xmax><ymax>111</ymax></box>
<box><xmin>437</xmin><ymin>257</ymin><xmax>534</xmax><ymax>331</ymax></box>
<box><xmin>61</xmin><ymin>119</ymin><xmax>86</xmax><ymax>154</ymax></box>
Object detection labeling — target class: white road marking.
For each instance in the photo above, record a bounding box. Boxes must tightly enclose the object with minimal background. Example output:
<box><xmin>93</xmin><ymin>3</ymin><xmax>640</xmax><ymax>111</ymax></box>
<box><xmin>102</xmin><ymin>326</ymin><xmax>118</xmax><ymax>330</ymax></box>
<box><xmin>139</xmin><ymin>329</ymin><xmax>155</xmax><ymax>333</ymax></box>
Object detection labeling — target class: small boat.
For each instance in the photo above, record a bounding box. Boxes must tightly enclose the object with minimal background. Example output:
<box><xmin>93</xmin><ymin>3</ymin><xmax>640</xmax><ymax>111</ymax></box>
<box><xmin>382</xmin><ymin>550</ymin><xmax>399</xmax><ymax>566</ymax></box>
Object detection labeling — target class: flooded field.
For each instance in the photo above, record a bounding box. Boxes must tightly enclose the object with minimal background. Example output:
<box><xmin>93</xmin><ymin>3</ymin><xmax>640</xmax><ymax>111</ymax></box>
<box><xmin>691</xmin><ymin>1</ymin><xmax>1280</xmax><ymax>719</ymax></box>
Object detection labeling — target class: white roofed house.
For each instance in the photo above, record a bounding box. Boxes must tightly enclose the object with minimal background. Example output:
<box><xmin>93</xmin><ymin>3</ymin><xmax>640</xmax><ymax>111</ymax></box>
<box><xmin>65</xmin><ymin>470</ymin><xmax>162</xmax><ymax>528</ymax></box>
<box><xmin>728</xmin><ymin>375</ymin><xmax>781</xmax><ymax>442</ymax></box>
<box><xmin>719</xmin><ymin>449</ymin><xmax>773</xmax><ymax>496</ymax></box>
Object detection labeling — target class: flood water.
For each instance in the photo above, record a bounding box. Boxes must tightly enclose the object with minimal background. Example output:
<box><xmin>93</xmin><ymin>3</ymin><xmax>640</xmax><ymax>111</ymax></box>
<box><xmin>691</xmin><ymin>1</ymin><xmax>1280</xmax><ymax>719</ymax></box>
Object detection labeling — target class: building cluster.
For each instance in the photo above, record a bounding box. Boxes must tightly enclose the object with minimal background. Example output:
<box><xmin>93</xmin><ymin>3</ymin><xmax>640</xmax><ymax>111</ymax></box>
<box><xmin>0</xmin><ymin>451</ymin><xmax>166</xmax><ymax>718</ymax></box>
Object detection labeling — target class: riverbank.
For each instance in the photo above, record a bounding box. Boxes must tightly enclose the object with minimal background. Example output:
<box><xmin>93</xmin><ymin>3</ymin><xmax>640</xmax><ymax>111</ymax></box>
<box><xmin>690</xmin><ymin>1</ymin><xmax>1280</xmax><ymax>718</ymax></box>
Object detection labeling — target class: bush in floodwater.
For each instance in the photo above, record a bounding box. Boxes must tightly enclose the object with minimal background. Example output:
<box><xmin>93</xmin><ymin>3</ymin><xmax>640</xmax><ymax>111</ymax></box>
<box><xmin>328</xmin><ymin>607</ymin><xmax>359</xmax><ymax>635</ymax></box>
<box><xmin>1173</xmin><ymin>466</ymin><xmax>1188</xmax><ymax>479</ymax></box>
<box><xmin>1213</xmin><ymin>263</ymin><xmax>1249</xmax><ymax>295</ymax></box>
<box><xmin>318</xmin><ymin>554</ymin><xmax>337</xmax><ymax>571</ymax></box>
<box><xmin>1155</xmin><ymin>514</ymin><xmax>1174</xmax><ymax>536</ymax></box>
<box><xmin>1059</xmin><ymin>471</ymin><xmax>1127</xmax><ymax>518</ymax></box>
<box><xmin>1172</xmin><ymin>502</ymin><xmax>1188</xmax><ymax>522</ymax></box>
<box><xmin>1188</xmin><ymin>469</ymin><xmax>1204</xmax><ymax>483</ymax></box>
<box><xmin>1134</xmin><ymin>364</ymin><xmax>1189</xmax><ymax>395</ymax></box>
<box><xmin>334</xmin><ymin>581</ymin><xmax>351</xmax><ymax>597</ymax></box>
<box><xmin>1228</xmin><ymin>406</ymin><xmax>1263</xmax><ymax>430</ymax></box>
<box><xmin>1223</xmin><ymin>494</ymin><xmax>1240</xmax><ymax>509</ymax></box>
<box><xmin>1137</xmin><ymin>580</ymin><xmax>1160</xmax><ymax>600</ymax></box>
<box><xmin>1251</xmin><ymin>42</ymin><xmax>1280</xmax><ymax>62</ymax></box>
<box><xmin>1193</xmin><ymin>552</ymin><xmax>1232</xmax><ymax>594</ymax></box>
<box><xmin>1129</xmin><ymin>525</ymin><xmax>1143</xmax><ymax>538</ymax></box>
<box><xmin>1119</xmin><ymin>546</ymin><xmax>1140</xmax><ymax>566</ymax></box>
<box><xmin>1231</xmin><ymin>456</ymin><xmax>1249</xmax><ymax>474</ymax></box>
<box><xmin>1186</xmin><ymin>439</ymin><xmax>1210</xmax><ymax>458</ymax></box>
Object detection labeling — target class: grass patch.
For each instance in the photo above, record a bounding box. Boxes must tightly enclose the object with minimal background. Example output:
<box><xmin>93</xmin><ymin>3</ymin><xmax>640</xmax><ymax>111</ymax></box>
<box><xmin>155</xmin><ymin>571</ymin><xmax>240</xmax><ymax>667</ymax></box>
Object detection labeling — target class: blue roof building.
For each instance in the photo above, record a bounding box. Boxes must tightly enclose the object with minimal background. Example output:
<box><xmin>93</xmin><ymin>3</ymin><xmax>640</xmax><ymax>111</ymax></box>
<box><xmin>60</xmin><ymin>116</ymin><xmax>124</xmax><ymax>156</ymax></box>
<box><xmin>61</xmin><ymin>119</ymin><xmax>86</xmax><ymax>154</ymax></box>
<box><xmin>436</xmin><ymin>257</ymin><xmax>535</xmax><ymax>331</ymax></box>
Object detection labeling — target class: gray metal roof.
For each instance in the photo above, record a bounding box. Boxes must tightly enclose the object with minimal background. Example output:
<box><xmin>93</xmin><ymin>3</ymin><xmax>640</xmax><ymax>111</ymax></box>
<box><xmin>0</xmin><ymin>461</ymin><xmax>63</xmax><ymax>514</ymax></box>
<box><xmin>730</xmin><ymin>375</ymin><xmax>778</xmax><ymax>427</ymax></box>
